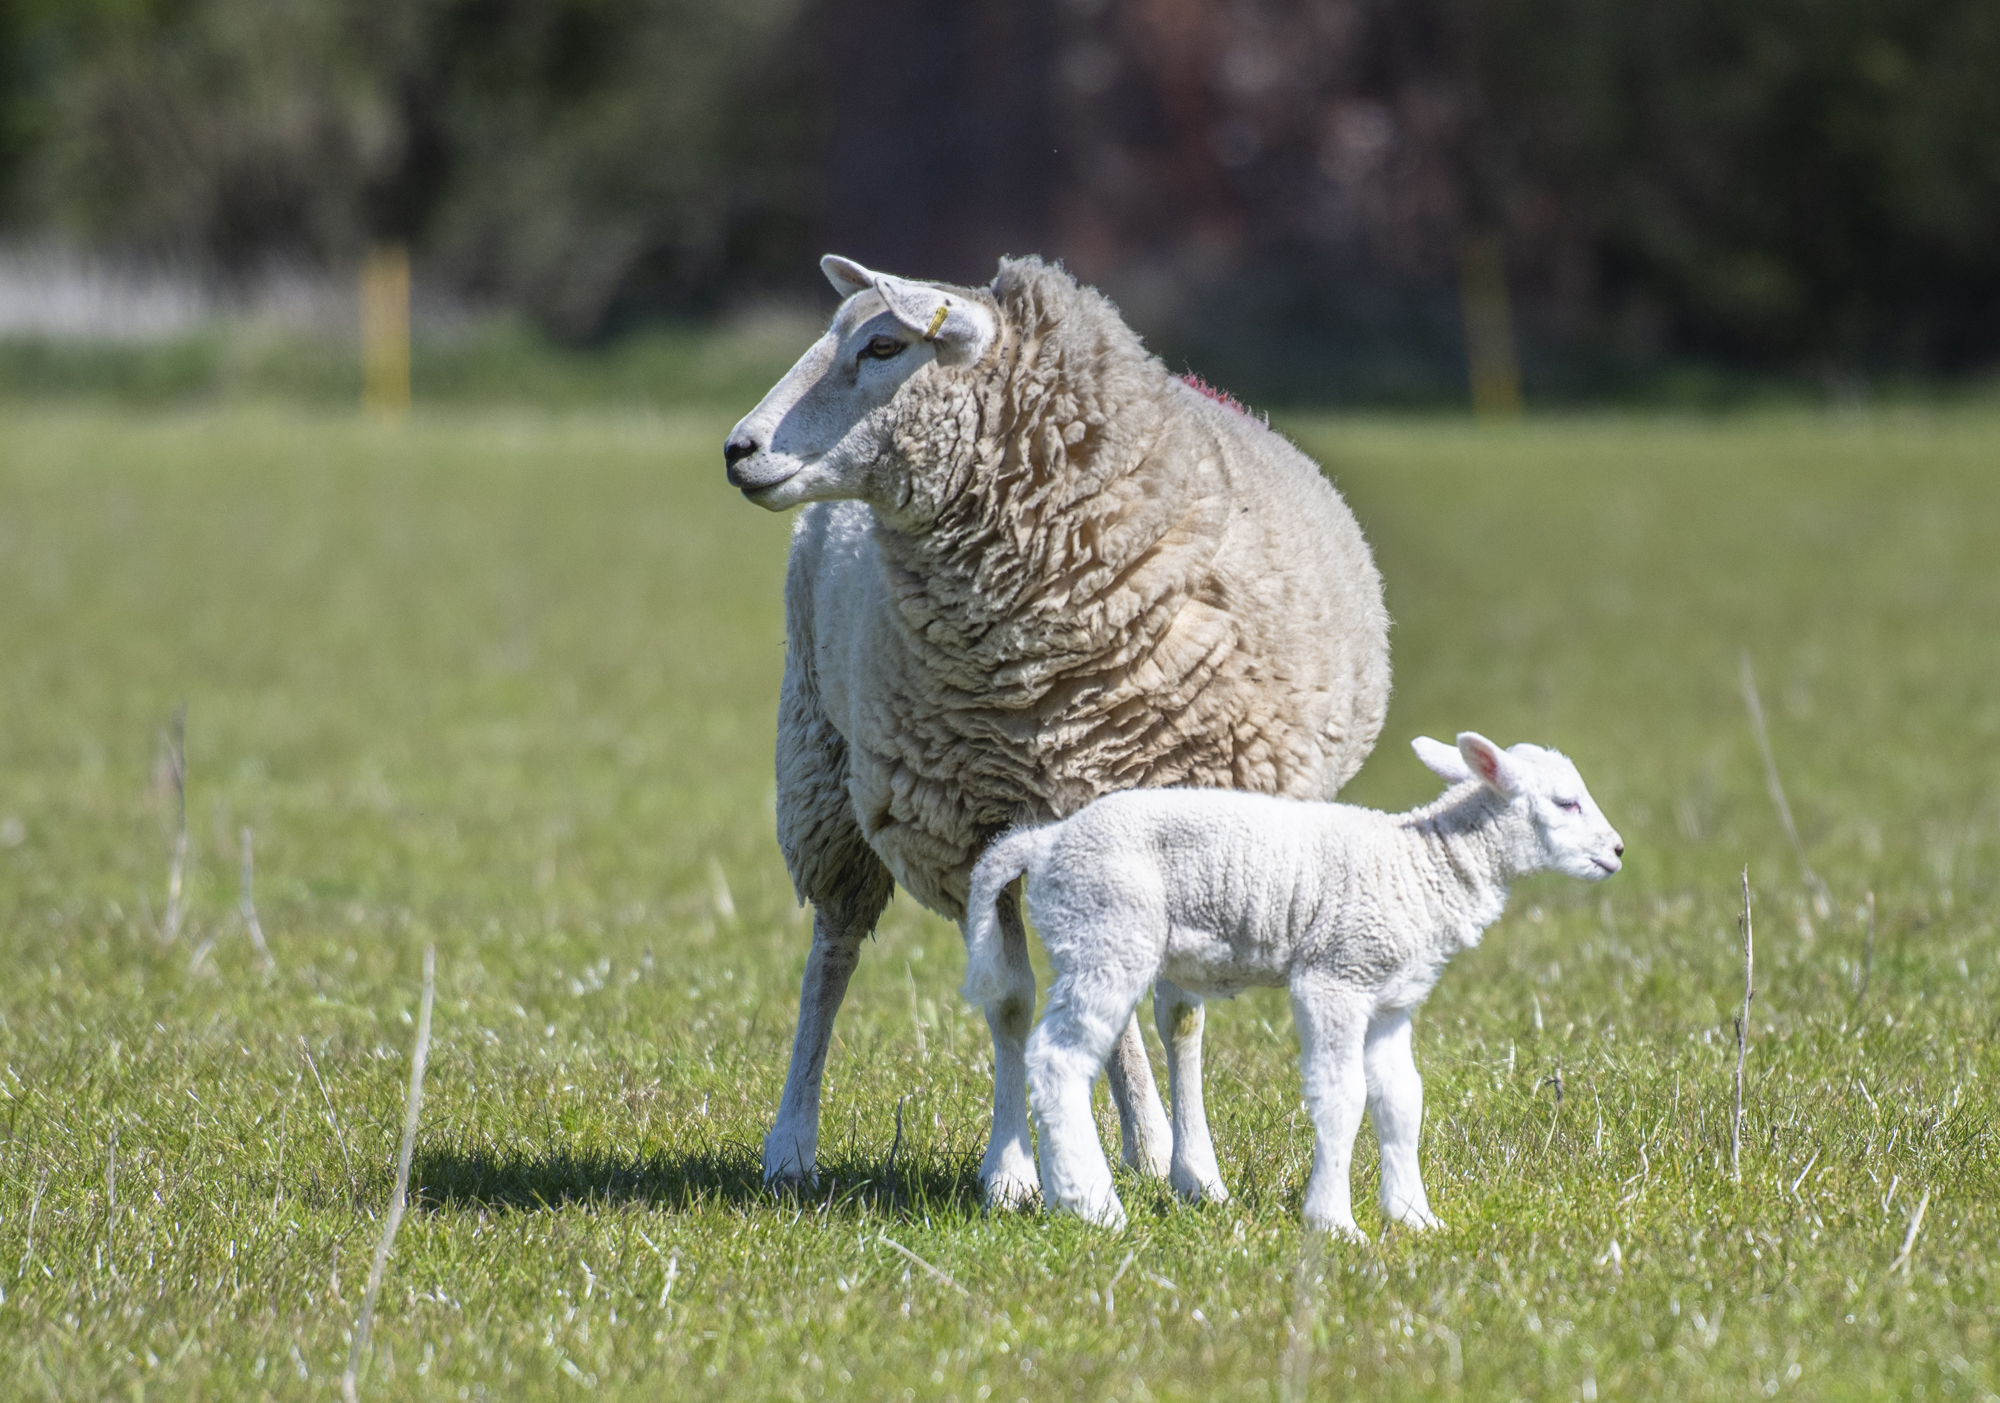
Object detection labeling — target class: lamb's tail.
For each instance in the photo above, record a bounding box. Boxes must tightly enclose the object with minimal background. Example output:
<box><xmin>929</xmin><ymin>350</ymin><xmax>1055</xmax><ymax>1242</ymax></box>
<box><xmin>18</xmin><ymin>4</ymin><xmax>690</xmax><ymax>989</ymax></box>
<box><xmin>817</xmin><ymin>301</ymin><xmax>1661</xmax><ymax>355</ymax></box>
<box><xmin>960</xmin><ymin>827</ymin><xmax>1046</xmax><ymax>1007</ymax></box>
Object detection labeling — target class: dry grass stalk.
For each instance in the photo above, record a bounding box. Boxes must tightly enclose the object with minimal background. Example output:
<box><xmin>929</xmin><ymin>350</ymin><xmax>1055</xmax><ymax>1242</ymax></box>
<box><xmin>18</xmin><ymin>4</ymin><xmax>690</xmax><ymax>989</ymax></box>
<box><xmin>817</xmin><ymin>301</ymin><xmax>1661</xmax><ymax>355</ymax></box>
<box><xmin>1103</xmin><ymin>1249</ymin><xmax>1136</xmax><ymax>1325</ymax></box>
<box><xmin>905</xmin><ymin>962</ymin><xmax>927</xmax><ymax>1061</ymax></box>
<box><xmin>240</xmin><ymin>827</ymin><xmax>275</xmax><ymax>972</ymax></box>
<box><xmin>878</xmin><ymin>1234</ymin><xmax>970</xmax><ymax>1299</ymax></box>
<box><xmin>1739</xmin><ymin>651</ymin><xmax>1832</xmax><ymax>918</ymax></box>
<box><xmin>1890</xmin><ymin>1188</ymin><xmax>1931</xmax><ymax>1278</ymax></box>
<box><xmin>159</xmin><ymin>705</ymin><xmax>189</xmax><ymax>942</ymax></box>
<box><xmin>103</xmin><ymin>1127</ymin><xmax>119</xmax><ymax>1272</ymax></box>
<box><xmin>1732</xmin><ymin>868</ymin><xmax>1754</xmax><ymax>1182</ymax></box>
<box><xmin>19</xmin><ymin>1168</ymin><xmax>50</xmax><ymax>1276</ymax></box>
<box><xmin>1854</xmin><ymin>890</ymin><xmax>1876</xmax><ymax>1000</ymax></box>
<box><xmin>301</xmin><ymin>1037</ymin><xmax>358</xmax><ymax>1201</ymax></box>
<box><xmin>342</xmin><ymin>944</ymin><xmax>436</xmax><ymax>1403</ymax></box>
<box><xmin>884</xmin><ymin>1095</ymin><xmax>906</xmax><ymax>1187</ymax></box>
<box><xmin>1280</xmin><ymin>1229</ymin><xmax>1327</xmax><ymax>1403</ymax></box>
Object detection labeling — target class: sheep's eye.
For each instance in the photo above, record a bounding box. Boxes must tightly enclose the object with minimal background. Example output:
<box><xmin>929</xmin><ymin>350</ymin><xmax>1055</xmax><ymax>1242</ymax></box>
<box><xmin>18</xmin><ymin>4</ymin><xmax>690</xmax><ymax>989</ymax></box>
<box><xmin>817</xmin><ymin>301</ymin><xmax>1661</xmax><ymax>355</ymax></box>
<box><xmin>1556</xmin><ymin>798</ymin><xmax>1583</xmax><ymax>814</ymax></box>
<box><xmin>861</xmin><ymin>335</ymin><xmax>905</xmax><ymax>361</ymax></box>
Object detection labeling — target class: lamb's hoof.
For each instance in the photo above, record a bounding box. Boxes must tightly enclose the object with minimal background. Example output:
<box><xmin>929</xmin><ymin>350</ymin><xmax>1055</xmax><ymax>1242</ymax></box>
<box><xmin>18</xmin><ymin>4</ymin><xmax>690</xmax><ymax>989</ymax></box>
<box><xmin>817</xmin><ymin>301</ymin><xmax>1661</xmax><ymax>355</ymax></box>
<box><xmin>1305</xmin><ymin>1215</ymin><xmax>1369</xmax><ymax>1245</ymax></box>
<box><xmin>1063</xmin><ymin>1190</ymin><xmax>1129</xmax><ymax>1231</ymax></box>
<box><xmin>1392</xmin><ymin>1208</ymin><xmax>1444</xmax><ymax>1232</ymax></box>
<box><xmin>982</xmin><ymin>1168</ymin><xmax>1041</xmax><ymax>1213</ymax></box>
<box><xmin>1091</xmin><ymin>1201</ymin><xmax>1130</xmax><ymax>1232</ymax></box>
<box><xmin>1170</xmin><ymin>1166</ymin><xmax>1231</xmax><ymax>1205</ymax></box>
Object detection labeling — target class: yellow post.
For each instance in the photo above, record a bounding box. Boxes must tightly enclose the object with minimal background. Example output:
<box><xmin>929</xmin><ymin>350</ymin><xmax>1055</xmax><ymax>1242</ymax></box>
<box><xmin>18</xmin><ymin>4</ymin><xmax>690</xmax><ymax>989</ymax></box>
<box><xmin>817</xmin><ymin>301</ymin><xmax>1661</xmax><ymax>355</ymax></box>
<box><xmin>360</xmin><ymin>244</ymin><xmax>411</xmax><ymax>417</ymax></box>
<box><xmin>1458</xmin><ymin>233</ymin><xmax>1523</xmax><ymax>418</ymax></box>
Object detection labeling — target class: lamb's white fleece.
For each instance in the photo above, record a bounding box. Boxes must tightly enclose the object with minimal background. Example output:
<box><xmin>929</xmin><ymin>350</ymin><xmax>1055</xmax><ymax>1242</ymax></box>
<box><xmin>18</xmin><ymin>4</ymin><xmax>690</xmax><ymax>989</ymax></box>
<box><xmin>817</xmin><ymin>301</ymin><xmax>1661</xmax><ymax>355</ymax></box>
<box><xmin>963</xmin><ymin>733</ymin><xmax>1624</xmax><ymax>1235</ymax></box>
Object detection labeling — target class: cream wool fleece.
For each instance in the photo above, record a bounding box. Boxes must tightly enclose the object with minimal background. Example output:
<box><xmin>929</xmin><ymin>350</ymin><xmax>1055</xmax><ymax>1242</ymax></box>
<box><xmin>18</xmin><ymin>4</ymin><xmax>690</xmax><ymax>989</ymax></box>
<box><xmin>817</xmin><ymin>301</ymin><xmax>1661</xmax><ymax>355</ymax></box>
<box><xmin>777</xmin><ymin>256</ymin><xmax>1392</xmax><ymax>925</ymax></box>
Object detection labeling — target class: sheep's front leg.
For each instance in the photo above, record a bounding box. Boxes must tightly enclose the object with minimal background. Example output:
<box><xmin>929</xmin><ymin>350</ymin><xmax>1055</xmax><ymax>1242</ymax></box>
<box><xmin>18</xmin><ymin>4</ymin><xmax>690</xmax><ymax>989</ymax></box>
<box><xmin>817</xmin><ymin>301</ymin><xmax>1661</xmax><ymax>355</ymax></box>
<box><xmin>978</xmin><ymin>889</ymin><xmax>1042</xmax><ymax>1210</ymax></box>
<box><xmin>1291</xmin><ymin>978</ymin><xmax>1371</xmax><ymax>1242</ymax></box>
<box><xmin>762</xmin><ymin>910</ymin><xmax>868</xmax><ymax>1184</ymax></box>
<box><xmin>1104</xmin><ymin>1012</ymin><xmax>1173</xmax><ymax>1179</ymax></box>
<box><xmin>1155</xmin><ymin>980</ymin><xmax>1228</xmax><ymax>1203</ymax></box>
<box><xmin>1365</xmin><ymin>1008</ymin><xmax>1442</xmax><ymax>1230</ymax></box>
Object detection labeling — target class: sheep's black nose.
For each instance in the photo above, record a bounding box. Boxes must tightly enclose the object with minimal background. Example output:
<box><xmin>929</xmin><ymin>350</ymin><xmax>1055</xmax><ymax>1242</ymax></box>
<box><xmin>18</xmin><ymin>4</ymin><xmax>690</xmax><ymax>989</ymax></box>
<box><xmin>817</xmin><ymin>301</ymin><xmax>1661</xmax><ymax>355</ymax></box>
<box><xmin>724</xmin><ymin>435</ymin><xmax>758</xmax><ymax>469</ymax></box>
<box><xmin>1614</xmin><ymin>841</ymin><xmax>1625</xmax><ymax>857</ymax></box>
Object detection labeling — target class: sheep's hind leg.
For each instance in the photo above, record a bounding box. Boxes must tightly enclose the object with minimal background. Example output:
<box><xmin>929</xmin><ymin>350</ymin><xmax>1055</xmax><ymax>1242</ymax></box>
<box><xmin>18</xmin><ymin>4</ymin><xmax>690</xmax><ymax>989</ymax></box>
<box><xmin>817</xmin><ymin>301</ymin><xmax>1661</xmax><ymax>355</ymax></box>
<box><xmin>1027</xmin><ymin>961</ymin><xmax>1151</xmax><ymax>1230</ymax></box>
<box><xmin>979</xmin><ymin>888</ymin><xmax>1042</xmax><ymax>1210</ymax></box>
<box><xmin>762</xmin><ymin>908</ymin><xmax>872</xmax><ymax>1186</ymax></box>
<box><xmin>1365</xmin><ymin>1008</ymin><xmax>1441</xmax><ymax>1230</ymax></box>
<box><xmin>1291</xmin><ymin>977</ymin><xmax>1371</xmax><ymax>1242</ymax></box>
<box><xmin>1104</xmin><ymin>1012</ymin><xmax>1172</xmax><ymax>1179</ymax></box>
<box><xmin>1155</xmin><ymin>980</ymin><xmax>1228</xmax><ymax>1203</ymax></box>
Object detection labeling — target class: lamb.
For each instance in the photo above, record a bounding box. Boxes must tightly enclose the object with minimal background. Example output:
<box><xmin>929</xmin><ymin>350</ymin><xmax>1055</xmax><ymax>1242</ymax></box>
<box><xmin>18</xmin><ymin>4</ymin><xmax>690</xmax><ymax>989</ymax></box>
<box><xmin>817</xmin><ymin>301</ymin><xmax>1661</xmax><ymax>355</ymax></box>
<box><xmin>725</xmin><ymin>253</ymin><xmax>1391</xmax><ymax>1206</ymax></box>
<box><xmin>961</xmin><ymin>731</ymin><xmax>1624</xmax><ymax>1235</ymax></box>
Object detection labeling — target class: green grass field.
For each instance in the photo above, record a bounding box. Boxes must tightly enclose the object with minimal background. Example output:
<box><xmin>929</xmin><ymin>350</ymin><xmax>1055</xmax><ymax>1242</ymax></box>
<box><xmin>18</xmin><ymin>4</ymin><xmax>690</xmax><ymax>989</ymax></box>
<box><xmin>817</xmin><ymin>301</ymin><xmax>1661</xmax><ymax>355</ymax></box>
<box><xmin>1</xmin><ymin>403</ymin><xmax>1995</xmax><ymax>1400</ymax></box>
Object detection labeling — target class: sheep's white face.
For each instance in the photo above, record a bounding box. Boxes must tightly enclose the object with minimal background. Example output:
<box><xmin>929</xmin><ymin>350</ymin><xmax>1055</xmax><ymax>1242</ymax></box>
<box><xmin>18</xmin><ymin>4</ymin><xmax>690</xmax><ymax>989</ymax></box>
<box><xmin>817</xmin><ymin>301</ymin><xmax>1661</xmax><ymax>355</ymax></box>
<box><xmin>724</xmin><ymin>255</ymin><xmax>996</xmax><ymax>513</ymax></box>
<box><xmin>1414</xmin><ymin>732</ymin><xmax>1625</xmax><ymax>881</ymax></box>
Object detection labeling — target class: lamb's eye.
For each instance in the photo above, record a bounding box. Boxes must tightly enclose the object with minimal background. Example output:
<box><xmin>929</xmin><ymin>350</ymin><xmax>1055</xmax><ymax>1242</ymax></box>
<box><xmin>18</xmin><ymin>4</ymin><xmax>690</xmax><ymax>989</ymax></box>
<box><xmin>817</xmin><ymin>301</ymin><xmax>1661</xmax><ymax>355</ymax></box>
<box><xmin>1556</xmin><ymin>798</ymin><xmax>1583</xmax><ymax>813</ymax></box>
<box><xmin>861</xmin><ymin>335</ymin><xmax>905</xmax><ymax>361</ymax></box>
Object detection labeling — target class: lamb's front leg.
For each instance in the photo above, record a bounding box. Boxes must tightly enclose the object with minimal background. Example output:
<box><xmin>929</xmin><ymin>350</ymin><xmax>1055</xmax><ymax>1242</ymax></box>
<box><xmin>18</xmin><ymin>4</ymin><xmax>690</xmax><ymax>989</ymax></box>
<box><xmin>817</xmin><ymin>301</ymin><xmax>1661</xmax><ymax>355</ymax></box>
<box><xmin>977</xmin><ymin>889</ymin><xmax>1041</xmax><ymax>1210</ymax></box>
<box><xmin>1154</xmin><ymin>980</ymin><xmax>1228</xmax><ymax>1203</ymax></box>
<box><xmin>1365</xmin><ymin>1008</ymin><xmax>1442</xmax><ymax>1230</ymax></box>
<box><xmin>1290</xmin><ymin>978</ymin><xmax>1371</xmax><ymax>1241</ymax></box>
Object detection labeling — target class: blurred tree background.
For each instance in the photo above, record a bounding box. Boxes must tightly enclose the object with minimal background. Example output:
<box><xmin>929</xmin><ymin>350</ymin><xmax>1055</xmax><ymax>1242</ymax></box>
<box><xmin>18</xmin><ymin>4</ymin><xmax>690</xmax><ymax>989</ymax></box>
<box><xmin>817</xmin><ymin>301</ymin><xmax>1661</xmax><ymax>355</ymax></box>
<box><xmin>1</xmin><ymin>0</ymin><xmax>1996</xmax><ymax>402</ymax></box>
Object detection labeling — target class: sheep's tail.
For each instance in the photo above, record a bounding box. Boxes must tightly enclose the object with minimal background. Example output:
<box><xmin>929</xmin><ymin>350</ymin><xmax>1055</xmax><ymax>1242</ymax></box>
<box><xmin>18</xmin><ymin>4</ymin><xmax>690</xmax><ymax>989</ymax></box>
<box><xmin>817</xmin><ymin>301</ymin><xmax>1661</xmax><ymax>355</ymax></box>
<box><xmin>960</xmin><ymin>827</ymin><xmax>1045</xmax><ymax>1007</ymax></box>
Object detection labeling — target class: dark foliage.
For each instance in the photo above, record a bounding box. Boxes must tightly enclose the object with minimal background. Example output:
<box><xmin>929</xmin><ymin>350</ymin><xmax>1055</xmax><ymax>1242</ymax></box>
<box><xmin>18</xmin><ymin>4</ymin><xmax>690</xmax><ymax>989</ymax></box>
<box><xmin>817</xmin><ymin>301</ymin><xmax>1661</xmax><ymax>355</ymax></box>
<box><xmin>1</xmin><ymin>0</ymin><xmax>1995</xmax><ymax>378</ymax></box>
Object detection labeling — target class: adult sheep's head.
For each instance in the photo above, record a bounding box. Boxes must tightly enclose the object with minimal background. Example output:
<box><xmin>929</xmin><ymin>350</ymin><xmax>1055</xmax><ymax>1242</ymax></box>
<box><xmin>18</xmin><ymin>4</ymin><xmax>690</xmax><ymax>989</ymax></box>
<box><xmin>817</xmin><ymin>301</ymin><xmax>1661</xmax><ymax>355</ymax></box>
<box><xmin>724</xmin><ymin>255</ymin><xmax>998</xmax><ymax>515</ymax></box>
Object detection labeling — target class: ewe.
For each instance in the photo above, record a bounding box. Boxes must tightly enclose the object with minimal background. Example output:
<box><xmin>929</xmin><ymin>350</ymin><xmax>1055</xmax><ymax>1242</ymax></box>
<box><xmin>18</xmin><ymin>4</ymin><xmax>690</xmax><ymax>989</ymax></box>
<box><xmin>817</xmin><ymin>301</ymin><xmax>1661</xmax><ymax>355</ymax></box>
<box><xmin>962</xmin><ymin>732</ymin><xmax>1624</xmax><ymax>1235</ymax></box>
<box><xmin>726</xmin><ymin>255</ymin><xmax>1390</xmax><ymax>1206</ymax></box>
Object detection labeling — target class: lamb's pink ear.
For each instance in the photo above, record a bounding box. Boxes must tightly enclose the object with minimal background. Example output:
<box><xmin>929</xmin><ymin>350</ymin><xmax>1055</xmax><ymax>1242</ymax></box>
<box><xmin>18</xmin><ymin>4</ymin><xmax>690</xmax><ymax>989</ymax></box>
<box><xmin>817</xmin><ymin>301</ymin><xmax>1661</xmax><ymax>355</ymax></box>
<box><xmin>1412</xmin><ymin>736</ymin><xmax>1474</xmax><ymax>783</ymax></box>
<box><xmin>821</xmin><ymin>255</ymin><xmax>875</xmax><ymax>299</ymax></box>
<box><xmin>1457</xmin><ymin>731</ymin><xmax>1523</xmax><ymax>796</ymax></box>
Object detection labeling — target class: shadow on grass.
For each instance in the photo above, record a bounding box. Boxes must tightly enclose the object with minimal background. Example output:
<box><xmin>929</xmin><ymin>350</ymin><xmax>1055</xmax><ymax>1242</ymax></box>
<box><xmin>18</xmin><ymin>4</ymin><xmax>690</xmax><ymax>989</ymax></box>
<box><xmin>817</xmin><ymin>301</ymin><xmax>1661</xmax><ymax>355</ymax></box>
<box><xmin>412</xmin><ymin>1143</ymin><xmax>987</xmax><ymax>1220</ymax></box>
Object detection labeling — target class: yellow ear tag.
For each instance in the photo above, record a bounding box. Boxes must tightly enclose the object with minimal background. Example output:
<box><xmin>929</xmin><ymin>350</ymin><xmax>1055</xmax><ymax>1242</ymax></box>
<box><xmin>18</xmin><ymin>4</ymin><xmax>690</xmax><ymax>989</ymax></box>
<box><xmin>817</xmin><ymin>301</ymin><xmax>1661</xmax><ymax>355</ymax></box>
<box><xmin>923</xmin><ymin>304</ymin><xmax>949</xmax><ymax>341</ymax></box>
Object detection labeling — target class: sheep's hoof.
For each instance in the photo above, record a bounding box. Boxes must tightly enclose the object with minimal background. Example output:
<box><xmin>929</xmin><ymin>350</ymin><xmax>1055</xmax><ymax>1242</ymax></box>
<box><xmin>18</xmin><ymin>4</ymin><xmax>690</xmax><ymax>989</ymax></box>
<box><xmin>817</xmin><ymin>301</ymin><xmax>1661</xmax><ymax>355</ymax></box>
<box><xmin>1394</xmin><ymin>1208</ymin><xmax>1444</xmax><ymax>1232</ymax></box>
<box><xmin>1119</xmin><ymin>1138</ymin><xmax>1172</xmax><ymax>1181</ymax></box>
<box><xmin>1169</xmin><ymin>1167</ymin><xmax>1231</xmax><ymax>1205</ymax></box>
<box><xmin>982</xmin><ymin>1169</ymin><xmax>1041</xmax><ymax>1213</ymax></box>
<box><xmin>761</xmin><ymin>1136</ymin><xmax>818</xmax><ymax>1190</ymax></box>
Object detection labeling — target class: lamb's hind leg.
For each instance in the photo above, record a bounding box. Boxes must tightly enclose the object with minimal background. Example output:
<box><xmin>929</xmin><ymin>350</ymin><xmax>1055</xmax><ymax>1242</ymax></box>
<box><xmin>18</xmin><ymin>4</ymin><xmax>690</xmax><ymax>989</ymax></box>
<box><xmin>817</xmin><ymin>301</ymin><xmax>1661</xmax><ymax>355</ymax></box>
<box><xmin>1365</xmin><ymin>1008</ymin><xmax>1441</xmax><ymax>1230</ymax></box>
<box><xmin>1155</xmin><ymin>980</ymin><xmax>1228</xmax><ymax>1203</ymax></box>
<box><xmin>1027</xmin><ymin>957</ymin><xmax>1153</xmax><ymax>1229</ymax></box>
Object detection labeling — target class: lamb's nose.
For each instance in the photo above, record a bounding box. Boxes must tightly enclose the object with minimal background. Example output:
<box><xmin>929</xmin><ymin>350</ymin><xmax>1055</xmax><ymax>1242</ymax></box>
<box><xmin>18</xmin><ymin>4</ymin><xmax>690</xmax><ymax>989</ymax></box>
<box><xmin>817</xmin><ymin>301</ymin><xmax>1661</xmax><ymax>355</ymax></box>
<box><xmin>723</xmin><ymin>435</ymin><xmax>758</xmax><ymax>469</ymax></box>
<box><xmin>1614</xmin><ymin>841</ymin><xmax>1625</xmax><ymax>857</ymax></box>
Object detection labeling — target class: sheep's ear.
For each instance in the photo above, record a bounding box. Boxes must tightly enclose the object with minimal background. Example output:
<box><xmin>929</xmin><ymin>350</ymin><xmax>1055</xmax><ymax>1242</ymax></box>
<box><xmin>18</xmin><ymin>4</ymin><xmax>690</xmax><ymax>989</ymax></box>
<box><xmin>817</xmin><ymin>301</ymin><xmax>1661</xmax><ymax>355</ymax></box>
<box><xmin>1457</xmin><ymin>732</ymin><xmax>1524</xmax><ymax>797</ymax></box>
<box><xmin>821</xmin><ymin>255</ymin><xmax>876</xmax><ymax>300</ymax></box>
<box><xmin>869</xmin><ymin>273</ymin><xmax>997</xmax><ymax>365</ymax></box>
<box><xmin>1412</xmin><ymin>736</ymin><xmax>1474</xmax><ymax>783</ymax></box>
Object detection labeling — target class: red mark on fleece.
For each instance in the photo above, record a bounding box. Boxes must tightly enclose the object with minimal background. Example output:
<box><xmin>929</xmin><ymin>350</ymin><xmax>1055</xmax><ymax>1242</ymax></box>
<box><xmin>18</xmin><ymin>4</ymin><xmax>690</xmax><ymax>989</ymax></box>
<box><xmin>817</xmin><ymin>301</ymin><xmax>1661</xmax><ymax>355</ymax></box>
<box><xmin>1181</xmin><ymin>373</ymin><xmax>1249</xmax><ymax>416</ymax></box>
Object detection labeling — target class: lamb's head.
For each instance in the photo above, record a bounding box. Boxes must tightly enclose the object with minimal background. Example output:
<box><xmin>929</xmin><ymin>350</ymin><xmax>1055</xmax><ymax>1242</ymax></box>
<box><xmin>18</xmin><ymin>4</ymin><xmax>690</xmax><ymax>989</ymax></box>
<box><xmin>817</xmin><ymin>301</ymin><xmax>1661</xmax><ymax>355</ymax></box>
<box><xmin>1413</xmin><ymin>732</ymin><xmax>1624</xmax><ymax>881</ymax></box>
<box><xmin>723</xmin><ymin>255</ymin><xmax>998</xmax><ymax>515</ymax></box>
